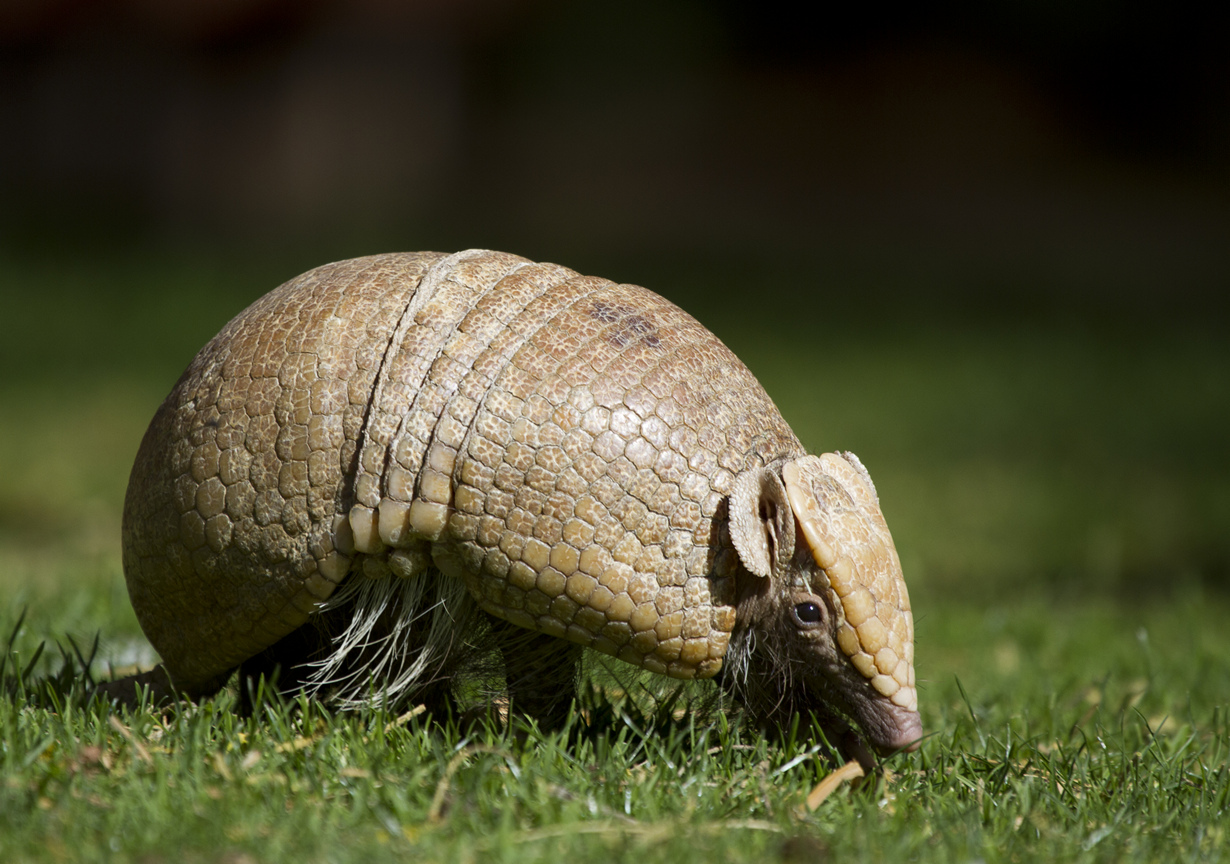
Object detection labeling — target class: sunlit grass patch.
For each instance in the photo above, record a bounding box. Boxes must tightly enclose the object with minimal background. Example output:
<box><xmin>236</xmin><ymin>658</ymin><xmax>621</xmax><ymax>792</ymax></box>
<box><xmin>1</xmin><ymin>250</ymin><xmax>1227</xmax><ymax>862</ymax></box>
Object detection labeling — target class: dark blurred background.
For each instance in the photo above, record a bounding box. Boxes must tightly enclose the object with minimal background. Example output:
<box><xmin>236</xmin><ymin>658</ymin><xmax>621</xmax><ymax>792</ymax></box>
<box><xmin>2</xmin><ymin>0</ymin><xmax>1229</xmax><ymax>318</ymax></box>
<box><xmin>1</xmin><ymin>0</ymin><xmax>1228</xmax><ymax>624</ymax></box>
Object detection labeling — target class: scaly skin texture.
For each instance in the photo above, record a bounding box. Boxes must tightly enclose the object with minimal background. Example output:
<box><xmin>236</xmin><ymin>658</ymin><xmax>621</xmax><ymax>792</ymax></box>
<box><xmin>120</xmin><ymin>250</ymin><xmax>921</xmax><ymax>756</ymax></box>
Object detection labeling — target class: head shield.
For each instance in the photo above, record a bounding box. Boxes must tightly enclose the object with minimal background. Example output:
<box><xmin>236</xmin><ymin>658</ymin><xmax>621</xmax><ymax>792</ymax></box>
<box><xmin>782</xmin><ymin>452</ymin><xmax>917</xmax><ymax>714</ymax></box>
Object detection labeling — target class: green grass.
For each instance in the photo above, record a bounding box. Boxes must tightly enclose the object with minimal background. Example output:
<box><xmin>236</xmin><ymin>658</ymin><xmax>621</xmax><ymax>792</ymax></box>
<box><xmin>3</xmin><ymin>599</ymin><xmax>1227</xmax><ymax>862</ymax></box>
<box><xmin>2</xmin><ymin>247</ymin><xmax>1228</xmax><ymax>862</ymax></box>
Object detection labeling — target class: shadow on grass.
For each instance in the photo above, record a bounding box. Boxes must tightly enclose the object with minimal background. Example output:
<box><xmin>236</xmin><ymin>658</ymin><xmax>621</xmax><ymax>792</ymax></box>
<box><xmin>2</xmin><ymin>608</ymin><xmax>863</xmax><ymax>780</ymax></box>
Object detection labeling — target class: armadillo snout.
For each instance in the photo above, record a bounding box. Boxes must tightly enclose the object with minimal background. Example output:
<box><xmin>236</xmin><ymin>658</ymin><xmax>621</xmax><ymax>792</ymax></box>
<box><xmin>860</xmin><ymin>698</ymin><xmax>924</xmax><ymax>754</ymax></box>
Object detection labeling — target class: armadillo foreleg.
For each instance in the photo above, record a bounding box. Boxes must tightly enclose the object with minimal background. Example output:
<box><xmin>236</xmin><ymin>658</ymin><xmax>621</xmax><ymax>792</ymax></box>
<box><xmin>485</xmin><ymin>613</ymin><xmax>584</xmax><ymax>730</ymax></box>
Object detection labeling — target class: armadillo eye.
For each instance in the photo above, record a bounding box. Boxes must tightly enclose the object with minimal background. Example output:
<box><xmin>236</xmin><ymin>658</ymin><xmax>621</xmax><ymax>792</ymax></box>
<box><xmin>792</xmin><ymin>601</ymin><xmax>824</xmax><ymax>628</ymax></box>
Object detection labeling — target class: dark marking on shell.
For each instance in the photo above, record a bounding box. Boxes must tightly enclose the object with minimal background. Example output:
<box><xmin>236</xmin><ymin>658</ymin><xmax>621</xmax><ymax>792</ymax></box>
<box><xmin>588</xmin><ymin>300</ymin><xmax>662</xmax><ymax>349</ymax></box>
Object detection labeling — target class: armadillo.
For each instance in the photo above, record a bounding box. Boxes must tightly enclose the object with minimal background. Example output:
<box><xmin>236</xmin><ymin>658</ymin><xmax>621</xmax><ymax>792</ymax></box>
<box><xmin>117</xmin><ymin>249</ymin><xmax>921</xmax><ymax>757</ymax></box>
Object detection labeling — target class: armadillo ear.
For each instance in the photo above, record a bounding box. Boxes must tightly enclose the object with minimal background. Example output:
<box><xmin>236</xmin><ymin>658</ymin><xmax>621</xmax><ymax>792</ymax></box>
<box><xmin>729</xmin><ymin>467</ymin><xmax>796</xmax><ymax>579</ymax></box>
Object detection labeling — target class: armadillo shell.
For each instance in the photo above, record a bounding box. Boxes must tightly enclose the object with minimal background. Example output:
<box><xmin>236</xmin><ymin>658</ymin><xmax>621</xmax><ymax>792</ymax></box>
<box><xmin>122</xmin><ymin>250</ymin><xmax>804</xmax><ymax>694</ymax></box>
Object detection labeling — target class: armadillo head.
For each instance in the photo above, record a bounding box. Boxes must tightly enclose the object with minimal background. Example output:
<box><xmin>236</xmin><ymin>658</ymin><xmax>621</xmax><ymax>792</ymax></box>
<box><xmin>726</xmin><ymin>452</ymin><xmax>921</xmax><ymax>756</ymax></box>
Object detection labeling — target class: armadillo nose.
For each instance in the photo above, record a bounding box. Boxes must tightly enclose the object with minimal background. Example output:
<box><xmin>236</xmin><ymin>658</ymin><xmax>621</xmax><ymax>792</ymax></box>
<box><xmin>876</xmin><ymin>704</ymin><xmax>924</xmax><ymax>754</ymax></box>
<box><xmin>893</xmin><ymin>712</ymin><xmax>924</xmax><ymax>753</ymax></box>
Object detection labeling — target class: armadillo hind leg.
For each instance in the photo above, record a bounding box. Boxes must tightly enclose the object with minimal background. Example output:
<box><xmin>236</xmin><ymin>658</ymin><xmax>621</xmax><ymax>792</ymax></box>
<box><xmin>485</xmin><ymin>612</ymin><xmax>583</xmax><ymax>731</ymax></box>
<box><xmin>294</xmin><ymin>567</ymin><xmax>490</xmax><ymax>712</ymax></box>
<box><xmin>274</xmin><ymin>570</ymin><xmax>583</xmax><ymax>726</ymax></box>
<box><xmin>230</xmin><ymin>595</ymin><xmax>462</xmax><ymax>718</ymax></box>
<box><xmin>238</xmin><ymin>608</ymin><xmax>463</xmax><ymax>717</ymax></box>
